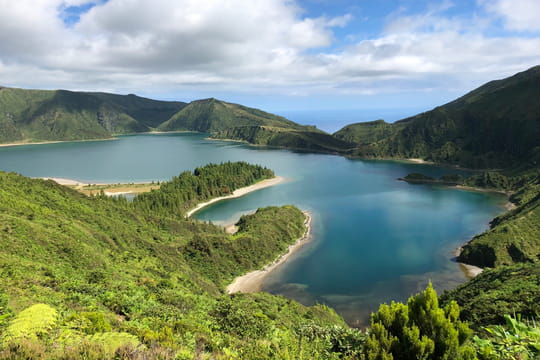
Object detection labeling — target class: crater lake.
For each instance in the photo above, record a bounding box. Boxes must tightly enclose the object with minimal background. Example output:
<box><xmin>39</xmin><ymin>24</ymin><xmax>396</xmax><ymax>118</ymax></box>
<box><xmin>0</xmin><ymin>132</ymin><xmax>506</xmax><ymax>326</ymax></box>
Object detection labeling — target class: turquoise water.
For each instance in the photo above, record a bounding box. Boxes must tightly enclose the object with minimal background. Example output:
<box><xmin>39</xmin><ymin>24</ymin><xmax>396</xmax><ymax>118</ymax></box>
<box><xmin>0</xmin><ymin>133</ymin><xmax>506</xmax><ymax>326</ymax></box>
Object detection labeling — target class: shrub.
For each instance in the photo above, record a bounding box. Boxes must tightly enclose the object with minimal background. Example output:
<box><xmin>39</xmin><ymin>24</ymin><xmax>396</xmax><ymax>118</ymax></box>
<box><xmin>362</xmin><ymin>283</ymin><xmax>476</xmax><ymax>360</ymax></box>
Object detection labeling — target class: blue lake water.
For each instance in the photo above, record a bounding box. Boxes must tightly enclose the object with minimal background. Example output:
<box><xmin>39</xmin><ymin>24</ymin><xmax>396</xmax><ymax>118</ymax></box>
<box><xmin>0</xmin><ymin>133</ymin><xmax>506</xmax><ymax>326</ymax></box>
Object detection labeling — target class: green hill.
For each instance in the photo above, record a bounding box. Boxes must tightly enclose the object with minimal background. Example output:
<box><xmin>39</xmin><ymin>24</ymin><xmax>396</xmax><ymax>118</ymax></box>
<box><xmin>0</xmin><ymin>87</ymin><xmax>186</xmax><ymax>143</ymax></box>
<box><xmin>0</xmin><ymin>163</ymin><xmax>356</xmax><ymax>358</ymax></box>
<box><xmin>458</xmin><ymin>186</ymin><xmax>540</xmax><ymax>268</ymax></box>
<box><xmin>214</xmin><ymin>125</ymin><xmax>353</xmax><ymax>153</ymax></box>
<box><xmin>441</xmin><ymin>262</ymin><xmax>540</xmax><ymax>328</ymax></box>
<box><xmin>336</xmin><ymin>66</ymin><xmax>540</xmax><ymax>169</ymax></box>
<box><xmin>159</xmin><ymin>98</ymin><xmax>352</xmax><ymax>153</ymax></box>
<box><xmin>158</xmin><ymin>98</ymin><xmax>305</xmax><ymax>133</ymax></box>
<box><xmin>333</xmin><ymin>119</ymin><xmax>403</xmax><ymax>145</ymax></box>
<box><xmin>0</xmin><ymin>89</ymin><xmax>350</xmax><ymax>153</ymax></box>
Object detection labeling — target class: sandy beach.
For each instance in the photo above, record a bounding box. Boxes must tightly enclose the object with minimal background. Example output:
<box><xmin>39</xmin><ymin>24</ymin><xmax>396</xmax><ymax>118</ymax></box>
<box><xmin>0</xmin><ymin>138</ymin><xmax>116</xmax><ymax>148</ymax></box>
<box><xmin>406</xmin><ymin>158</ymin><xmax>431</xmax><ymax>164</ymax></box>
<box><xmin>226</xmin><ymin>211</ymin><xmax>312</xmax><ymax>294</ymax></box>
<box><xmin>185</xmin><ymin>176</ymin><xmax>286</xmax><ymax>218</ymax></box>
<box><xmin>454</xmin><ymin>247</ymin><xmax>484</xmax><ymax>279</ymax></box>
<box><xmin>0</xmin><ymin>140</ymin><xmax>65</xmax><ymax>148</ymax></box>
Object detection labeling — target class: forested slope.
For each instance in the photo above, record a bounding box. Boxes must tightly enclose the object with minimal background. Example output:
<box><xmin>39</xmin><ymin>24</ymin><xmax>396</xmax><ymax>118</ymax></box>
<box><xmin>0</xmin><ymin>88</ymin><xmax>186</xmax><ymax>143</ymax></box>
<box><xmin>0</xmin><ymin>164</ymin><xmax>352</xmax><ymax>359</ymax></box>
<box><xmin>336</xmin><ymin>66</ymin><xmax>540</xmax><ymax>169</ymax></box>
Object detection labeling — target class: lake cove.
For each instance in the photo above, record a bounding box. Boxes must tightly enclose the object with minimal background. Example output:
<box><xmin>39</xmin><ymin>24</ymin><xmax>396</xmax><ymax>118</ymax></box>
<box><xmin>0</xmin><ymin>133</ymin><xmax>506</xmax><ymax>326</ymax></box>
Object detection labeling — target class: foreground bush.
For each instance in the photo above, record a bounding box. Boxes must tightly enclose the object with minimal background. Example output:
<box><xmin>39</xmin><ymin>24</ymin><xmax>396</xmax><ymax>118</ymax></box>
<box><xmin>362</xmin><ymin>283</ymin><xmax>476</xmax><ymax>360</ymax></box>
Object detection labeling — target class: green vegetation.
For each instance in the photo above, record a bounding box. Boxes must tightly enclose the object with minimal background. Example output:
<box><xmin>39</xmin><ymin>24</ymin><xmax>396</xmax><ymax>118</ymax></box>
<box><xmin>214</xmin><ymin>125</ymin><xmax>353</xmax><ymax>153</ymax></box>
<box><xmin>441</xmin><ymin>263</ymin><xmax>540</xmax><ymax>328</ymax></box>
<box><xmin>363</xmin><ymin>283</ymin><xmax>476</xmax><ymax>360</ymax></box>
<box><xmin>337</xmin><ymin>65</ymin><xmax>540</xmax><ymax>170</ymax></box>
<box><xmin>458</xmin><ymin>194</ymin><xmax>540</xmax><ymax>267</ymax></box>
<box><xmin>158</xmin><ymin>98</ymin><xmax>305</xmax><ymax>133</ymax></box>
<box><xmin>0</xmin><ymin>87</ymin><xmax>186</xmax><ymax>143</ymax></box>
<box><xmin>0</xmin><ymin>89</ymin><xmax>350</xmax><ymax>153</ymax></box>
<box><xmin>0</xmin><ymin>163</ymin><xmax>359</xmax><ymax>358</ymax></box>
<box><xmin>133</xmin><ymin>161</ymin><xmax>274</xmax><ymax>216</ymax></box>
<box><xmin>473</xmin><ymin>314</ymin><xmax>540</xmax><ymax>360</ymax></box>
<box><xmin>333</xmin><ymin>119</ymin><xmax>403</xmax><ymax>147</ymax></box>
<box><xmin>399</xmin><ymin>173</ymin><xmax>465</xmax><ymax>185</ymax></box>
<box><xmin>2</xmin><ymin>66</ymin><xmax>540</xmax><ymax>358</ymax></box>
<box><xmin>159</xmin><ymin>98</ymin><xmax>352</xmax><ymax>153</ymax></box>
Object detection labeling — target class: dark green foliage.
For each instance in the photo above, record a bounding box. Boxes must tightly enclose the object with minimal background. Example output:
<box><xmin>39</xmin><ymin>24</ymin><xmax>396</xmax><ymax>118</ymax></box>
<box><xmin>333</xmin><ymin>119</ymin><xmax>403</xmax><ymax>145</ymax></box>
<box><xmin>214</xmin><ymin>125</ymin><xmax>354</xmax><ymax>153</ymax></box>
<box><xmin>182</xmin><ymin>206</ymin><xmax>306</xmax><ymax>285</ymax></box>
<box><xmin>463</xmin><ymin>172</ymin><xmax>513</xmax><ymax>190</ymax></box>
<box><xmin>441</xmin><ymin>263</ymin><xmax>540</xmax><ymax>328</ymax></box>
<box><xmin>399</xmin><ymin>173</ymin><xmax>464</xmax><ymax>186</ymax></box>
<box><xmin>133</xmin><ymin>161</ymin><xmax>274</xmax><ymax>216</ymax></box>
<box><xmin>362</xmin><ymin>283</ymin><xmax>476</xmax><ymax>360</ymax></box>
<box><xmin>340</xmin><ymin>66</ymin><xmax>540</xmax><ymax>170</ymax></box>
<box><xmin>158</xmin><ymin>98</ymin><xmax>355</xmax><ymax>153</ymax></box>
<box><xmin>0</xmin><ymin>165</ymin><xmax>347</xmax><ymax>358</ymax></box>
<box><xmin>458</xmin><ymin>192</ymin><xmax>540</xmax><ymax>267</ymax></box>
<box><xmin>89</xmin><ymin>92</ymin><xmax>187</xmax><ymax>129</ymax></box>
<box><xmin>402</xmin><ymin>173</ymin><xmax>436</xmax><ymax>181</ymax></box>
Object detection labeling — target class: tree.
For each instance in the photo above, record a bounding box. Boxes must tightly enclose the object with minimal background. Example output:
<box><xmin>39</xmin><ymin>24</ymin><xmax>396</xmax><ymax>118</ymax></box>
<box><xmin>362</xmin><ymin>283</ymin><xmax>476</xmax><ymax>360</ymax></box>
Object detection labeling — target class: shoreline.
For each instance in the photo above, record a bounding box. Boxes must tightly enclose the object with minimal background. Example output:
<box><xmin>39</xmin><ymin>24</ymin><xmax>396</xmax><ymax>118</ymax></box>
<box><xmin>0</xmin><ymin>137</ymin><xmax>116</xmax><ymax>148</ymax></box>
<box><xmin>39</xmin><ymin>177</ymin><xmax>159</xmax><ymax>196</ymax></box>
<box><xmin>453</xmin><ymin>247</ymin><xmax>484</xmax><ymax>279</ymax></box>
<box><xmin>185</xmin><ymin>176</ymin><xmax>286</xmax><ymax>218</ymax></box>
<box><xmin>226</xmin><ymin>211</ymin><xmax>313</xmax><ymax>294</ymax></box>
<box><xmin>405</xmin><ymin>158</ymin><xmax>434</xmax><ymax>165</ymax></box>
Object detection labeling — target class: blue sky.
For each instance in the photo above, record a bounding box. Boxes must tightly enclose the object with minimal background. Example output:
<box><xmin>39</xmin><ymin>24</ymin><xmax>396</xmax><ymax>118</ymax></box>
<box><xmin>1</xmin><ymin>0</ymin><xmax>539</xmax><ymax>117</ymax></box>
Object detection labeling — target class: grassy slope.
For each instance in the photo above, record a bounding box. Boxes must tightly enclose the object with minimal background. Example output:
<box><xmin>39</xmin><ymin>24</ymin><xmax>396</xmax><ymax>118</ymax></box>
<box><xmin>158</xmin><ymin>98</ymin><xmax>306</xmax><ymax>133</ymax></box>
<box><xmin>440</xmin><ymin>263</ymin><xmax>540</xmax><ymax>328</ymax></box>
<box><xmin>0</xmin><ymin>166</ymin><xmax>347</xmax><ymax>358</ymax></box>
<box><xmin>333</xmin><ymin>119</ymin><xmax>404</xmax><ymax>146</ymax></box>
<box><xmin>458</xmin><ymin>192</ymin><xmax>540</xmax><ymax>268</ymax></box>
<box><xmin>1</xmin><ymin>87</ymin><xmax>350</xmax><ymax>153</ymax></box>
<box><xmin>214</xmin><ymin>125</ymin><xmax>353</xmax><ymax>153</ymax></box>
<box><xmin>159</xmin><ymin>98</ymin><xmax>352</xmax><ymax>153</ymax></box>
<box><xmin>0</xmin><ymin>88</ymin><xmax>186</xmax><ymax>143</ymax></box>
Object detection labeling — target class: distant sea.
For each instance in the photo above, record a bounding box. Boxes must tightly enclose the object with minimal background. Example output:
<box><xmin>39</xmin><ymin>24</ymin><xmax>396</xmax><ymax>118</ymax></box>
<box><xmin>277</xmin><ymin>108</ymin><xmax>427</xmax><ymax>133</ymax></box>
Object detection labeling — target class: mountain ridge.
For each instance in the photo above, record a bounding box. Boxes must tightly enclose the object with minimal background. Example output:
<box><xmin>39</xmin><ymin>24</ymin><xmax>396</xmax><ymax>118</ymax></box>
<box><xmin>336</xmin><ymin>65</ymin><xmax>540</xmax><ymax>170</ymax></box>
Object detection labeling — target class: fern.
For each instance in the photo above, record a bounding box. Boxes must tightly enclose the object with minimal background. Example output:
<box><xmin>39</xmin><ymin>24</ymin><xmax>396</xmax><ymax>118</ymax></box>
<box><xmin>87</xmin><ymin>332</ymin><xmax>141</xmax><ymax>354</ymax></box>
<box><xmin>3</xmin><ymin>304</ymin><xmax>57</xmax><ymax>341</ymax></box>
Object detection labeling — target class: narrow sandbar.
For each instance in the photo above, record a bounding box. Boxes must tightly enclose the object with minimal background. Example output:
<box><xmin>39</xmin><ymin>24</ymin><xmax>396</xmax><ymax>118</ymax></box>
<box><xmin>226</xmin><ymin>211</ymin><xmax>312</xmax><ymax>294</ymax></box>
<box><xmin>185</xmin><ymin>176</ymin><xmax>286</xmax><ymax>218</ymax></box>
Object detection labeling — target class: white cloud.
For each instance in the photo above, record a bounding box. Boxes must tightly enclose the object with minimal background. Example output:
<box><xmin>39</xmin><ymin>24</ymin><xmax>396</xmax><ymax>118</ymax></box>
<box><xmin>0</xmin><ymin>0</ymin><xmax>539</xmax><ymax>103</ymax></box>
<box><xmin>481</xmin><ymin>0</ymin><xmax>540</xmax><ymax>32</ymax></box>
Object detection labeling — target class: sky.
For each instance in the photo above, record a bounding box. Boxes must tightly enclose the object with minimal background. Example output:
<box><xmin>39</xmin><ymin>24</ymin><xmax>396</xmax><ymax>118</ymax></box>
<box><xmin>1</xmin><ymin>0</ymin><xmax>539</xmax><ymax>115</ymax></box>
